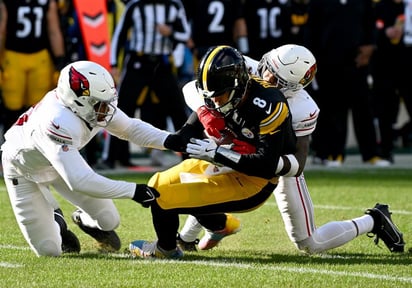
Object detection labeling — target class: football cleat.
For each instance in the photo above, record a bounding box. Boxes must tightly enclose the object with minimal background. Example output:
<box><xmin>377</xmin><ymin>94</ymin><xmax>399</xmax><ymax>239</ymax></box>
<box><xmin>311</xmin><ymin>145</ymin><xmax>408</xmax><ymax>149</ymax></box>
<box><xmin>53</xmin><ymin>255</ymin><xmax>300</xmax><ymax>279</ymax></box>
<box><xmin>54</xmin><ymin>208</ymin><xmax>81</xmax><ymax>253</ymax></box>
<box><xmin>176</xmin><ymin>233</ymin><xmax>199</xmax><ymax>252</ymax></box>
<box><xmin>198</xmin><ymin>214</ymin><xmax>241</xmax><ymax>250</ymax></box>
<box><xmin>365</xmin><ymin>203</ymin><xmax>405</xmax><ymax>252</ymax></box>
<box><xmin>71</xmin><ymin>210</ymin><xmax>121</xmax><ymax>252</ymax></box>
<box><xmin>129</xmin><ymin>240</ymin><xmax>183</xmax><ymax>259</ymax></box>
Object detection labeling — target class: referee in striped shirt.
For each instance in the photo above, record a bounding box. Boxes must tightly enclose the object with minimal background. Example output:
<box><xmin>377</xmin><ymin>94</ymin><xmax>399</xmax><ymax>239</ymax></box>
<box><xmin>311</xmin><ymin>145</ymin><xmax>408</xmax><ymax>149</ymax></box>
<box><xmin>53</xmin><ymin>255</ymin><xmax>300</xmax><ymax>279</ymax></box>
<box><xmin>107</xmin><ymin>0</ymin><xmax>191</xmax><ymax>168</ymax></box>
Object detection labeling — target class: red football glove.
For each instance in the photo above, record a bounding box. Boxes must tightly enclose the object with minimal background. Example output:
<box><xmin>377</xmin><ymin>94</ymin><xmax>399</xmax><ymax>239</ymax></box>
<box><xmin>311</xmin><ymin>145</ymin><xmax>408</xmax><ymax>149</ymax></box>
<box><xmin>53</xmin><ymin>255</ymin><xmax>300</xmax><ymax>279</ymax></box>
<box><xmin>196</xmin><ymin>105</ymin><xmax>225</xmax><ymax>139</ymax></box>
<box><xmin>232</xmin><ymin>139</ymin><xmax>256</xmax><ymax>154</ymax></box>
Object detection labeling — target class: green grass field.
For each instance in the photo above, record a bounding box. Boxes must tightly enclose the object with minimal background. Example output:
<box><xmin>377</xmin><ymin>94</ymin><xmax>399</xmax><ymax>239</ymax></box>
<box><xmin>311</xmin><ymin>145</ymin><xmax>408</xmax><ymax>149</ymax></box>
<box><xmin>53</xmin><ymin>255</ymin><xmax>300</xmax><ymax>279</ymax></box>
<box><xmin>0</xmin><ymin>169</ymin><xmax>411</xmax><ymax>288</ymax></box>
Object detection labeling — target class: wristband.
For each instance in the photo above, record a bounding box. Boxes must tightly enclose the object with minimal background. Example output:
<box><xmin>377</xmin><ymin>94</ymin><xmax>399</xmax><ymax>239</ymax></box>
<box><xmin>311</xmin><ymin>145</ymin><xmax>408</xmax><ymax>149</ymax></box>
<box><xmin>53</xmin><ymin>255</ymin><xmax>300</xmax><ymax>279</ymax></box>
<box><xmin>276</xmin><ymin>154</ymin><xmax>300</xmax><ymax>177</ymax></box>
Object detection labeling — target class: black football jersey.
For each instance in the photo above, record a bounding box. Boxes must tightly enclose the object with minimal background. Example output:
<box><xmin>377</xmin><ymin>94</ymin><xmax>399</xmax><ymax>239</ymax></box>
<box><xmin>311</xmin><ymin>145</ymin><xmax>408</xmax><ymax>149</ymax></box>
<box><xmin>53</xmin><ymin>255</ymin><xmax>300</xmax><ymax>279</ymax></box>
<box><xmin>183</xmin><ymin>0</ymin><xmax>244</xmax><ymax>49</ymax></box>
<box><xmin>214</xmin><ymin>76</ymin><xmax>296</xmax><ymax>178</ymax></box>
<box><xmin>4</xmin><ymin>0</ymin><xmax>53</xmax><ymax>53</ymax></box>
<box><xmin>242</xmin><ymin>0</ymin><xmax>293</xmax><ymax>59</ymax></box>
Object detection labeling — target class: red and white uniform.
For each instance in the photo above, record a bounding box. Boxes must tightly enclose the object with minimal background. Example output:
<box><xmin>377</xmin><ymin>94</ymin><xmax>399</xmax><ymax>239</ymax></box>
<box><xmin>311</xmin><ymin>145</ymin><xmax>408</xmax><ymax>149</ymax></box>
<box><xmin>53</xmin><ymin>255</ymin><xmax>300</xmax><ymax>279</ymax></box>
<box><xmin>245</xmin><ymin>56</ymin><xmax>376</xmax><ymax>253</ymax></box>
<box><xmin>272</xmin><ymin>87</ymin><xmax>319</xmax><ymax>244</ymax></box>
<box><xmin>243</xmin><ymin>56</ymin><xmax>321</xmax><ymax>246</ymax></box>
<box><xmin>1</xmin><ymin>90</ymin><xmax>170</xmax><ymax>256</ymax></box>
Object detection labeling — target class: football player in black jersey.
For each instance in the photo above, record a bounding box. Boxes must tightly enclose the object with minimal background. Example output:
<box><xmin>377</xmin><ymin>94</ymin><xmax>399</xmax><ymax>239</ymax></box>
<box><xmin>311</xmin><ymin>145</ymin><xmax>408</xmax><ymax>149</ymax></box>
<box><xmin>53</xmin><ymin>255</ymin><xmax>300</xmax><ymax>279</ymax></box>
<box><xmin>128</xmin><ymin>45</ymin><xmax>297</xmax><ymax>259</ymax></box>
<box><xmin>182</xmin><ymin>0</ymin><xmax>248</xmax><ymax>63</ymax></box>
<box><xmin>242</xmin><ymin>0</ymin><xmax>293</xmax><ymax>59</ymax></box>
<box><xmin>0</xmin><ymin>0</ymin><xmax>65</xmax><ymax>131</ymax></box>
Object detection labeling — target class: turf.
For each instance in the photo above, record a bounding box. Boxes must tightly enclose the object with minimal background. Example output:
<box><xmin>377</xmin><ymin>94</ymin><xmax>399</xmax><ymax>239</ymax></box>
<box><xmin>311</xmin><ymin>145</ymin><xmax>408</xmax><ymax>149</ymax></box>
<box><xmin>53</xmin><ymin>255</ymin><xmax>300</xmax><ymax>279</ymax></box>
<box><xmin>0</xmin><ymin>169</ymin><xmax>411</xmax><ymax>288</ymax></box>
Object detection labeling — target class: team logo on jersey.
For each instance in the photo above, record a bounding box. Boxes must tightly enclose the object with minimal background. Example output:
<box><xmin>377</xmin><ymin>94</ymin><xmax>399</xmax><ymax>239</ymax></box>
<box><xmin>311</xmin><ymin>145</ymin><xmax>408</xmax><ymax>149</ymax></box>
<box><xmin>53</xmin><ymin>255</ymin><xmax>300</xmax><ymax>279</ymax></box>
<box><xmin>69</xmin><ymin>66</ymin><xmax>90</xmax><ymax>97</ymax></box>
<box><xmin>241</xmin><ymin>127</ymin><xmax>254</xmax><ymax>139</ymax></box>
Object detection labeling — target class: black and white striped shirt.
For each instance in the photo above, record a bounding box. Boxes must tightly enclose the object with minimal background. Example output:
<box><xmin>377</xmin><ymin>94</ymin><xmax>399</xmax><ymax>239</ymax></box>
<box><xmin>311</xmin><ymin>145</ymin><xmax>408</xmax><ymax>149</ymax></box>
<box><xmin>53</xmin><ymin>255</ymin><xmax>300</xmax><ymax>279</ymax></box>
<box><xmin>110</xmin><ymin>0</ymin><xmax>190</xmax><ymax>67</ymax></box>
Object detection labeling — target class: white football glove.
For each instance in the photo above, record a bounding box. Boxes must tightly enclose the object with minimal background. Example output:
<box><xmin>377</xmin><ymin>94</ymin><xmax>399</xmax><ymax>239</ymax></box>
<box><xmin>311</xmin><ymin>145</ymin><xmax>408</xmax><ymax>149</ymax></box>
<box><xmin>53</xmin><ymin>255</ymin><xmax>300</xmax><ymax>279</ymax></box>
<box><xmin>186</xmin><ymin>138</ymin><xmax>218</xmax><ymax>162</ymax></box>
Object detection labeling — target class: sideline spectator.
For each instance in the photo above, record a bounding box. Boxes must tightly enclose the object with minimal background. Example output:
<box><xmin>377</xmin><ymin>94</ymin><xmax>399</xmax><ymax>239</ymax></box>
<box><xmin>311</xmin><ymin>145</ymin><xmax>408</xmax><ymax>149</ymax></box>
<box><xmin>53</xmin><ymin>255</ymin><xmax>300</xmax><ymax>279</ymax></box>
<box><xmin>304</xmin><ymin>0</ymin><xmax>390</xmax><ymax>167</ymax></box>
<box><xmin>0</xmin><ymin>0</ymin><xmax>66</xmax><ymax>133</ymax></box>
<box><xmin>106</xmin><ymin>0</ymin><xmax>191</xmax><ymax>168</ymax></box>
<box><xmin>241</xmin><ymin>0</ymin><xmax>292</xmax><ymax>60</ymax></box>
<box><xmin>371</xmin><ymin>0</ymin><xmax>412</xmax><ymax>160</ymax></box>
<box><xmin>183</xmin><ymin>0</ymin><xmax>248</xmax><ymax>64</ymax></box>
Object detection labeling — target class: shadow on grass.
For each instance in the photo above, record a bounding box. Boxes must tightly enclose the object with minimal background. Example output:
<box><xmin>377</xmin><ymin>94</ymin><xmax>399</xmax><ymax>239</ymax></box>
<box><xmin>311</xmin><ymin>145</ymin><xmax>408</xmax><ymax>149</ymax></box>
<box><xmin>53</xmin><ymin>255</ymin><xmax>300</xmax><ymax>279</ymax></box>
<box><xmin>183</xmin><ymin>251</ymin><xmax>412</xmax><ymax>266</ymax></box>
<box><xmin>62</xmin><ymin>248</ymin><xmax>412</xmax><ymax>267</ymax></box>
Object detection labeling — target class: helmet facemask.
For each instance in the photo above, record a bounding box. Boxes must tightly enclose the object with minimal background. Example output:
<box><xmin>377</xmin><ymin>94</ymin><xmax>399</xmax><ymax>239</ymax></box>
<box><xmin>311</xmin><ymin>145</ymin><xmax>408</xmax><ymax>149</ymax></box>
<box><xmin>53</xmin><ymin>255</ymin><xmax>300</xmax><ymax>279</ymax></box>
<box><xmin>80</xmin><ymin>96</ymin><xmax>118</xmax><ymax>127</ymax></box>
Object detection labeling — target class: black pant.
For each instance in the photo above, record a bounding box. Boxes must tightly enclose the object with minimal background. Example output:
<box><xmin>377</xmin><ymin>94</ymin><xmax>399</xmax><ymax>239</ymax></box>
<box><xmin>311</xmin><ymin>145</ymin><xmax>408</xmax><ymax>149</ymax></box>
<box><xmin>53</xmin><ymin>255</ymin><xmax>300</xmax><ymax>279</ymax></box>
<box><xmin>372</xmin><ymin>46</ymin><xmax>412</xmax><ymax>158</ymax></box>
<box><xmin>311</xmin><ymin>62</ymin><xmax>379</xmax><ymax>162</ymax></box>
<box><xmin>107</xmin><ymin>53</ymin><xmax>189</xmax><ymax>166</ymax></box>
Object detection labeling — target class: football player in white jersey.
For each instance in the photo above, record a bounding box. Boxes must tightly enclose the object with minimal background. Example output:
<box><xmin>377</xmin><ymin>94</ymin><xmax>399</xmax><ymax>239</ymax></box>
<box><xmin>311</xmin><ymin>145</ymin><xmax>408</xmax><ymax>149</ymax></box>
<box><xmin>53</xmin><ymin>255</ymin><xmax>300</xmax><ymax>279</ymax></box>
<box><xmin>1</xmin><ymin>61</ymin><xmax>186</xmax><ymax>257</ymax></box>
<box><xmin>177</xmin><ymin>44</ymin><xmax>405</xmax><ymax>254</ymax></box>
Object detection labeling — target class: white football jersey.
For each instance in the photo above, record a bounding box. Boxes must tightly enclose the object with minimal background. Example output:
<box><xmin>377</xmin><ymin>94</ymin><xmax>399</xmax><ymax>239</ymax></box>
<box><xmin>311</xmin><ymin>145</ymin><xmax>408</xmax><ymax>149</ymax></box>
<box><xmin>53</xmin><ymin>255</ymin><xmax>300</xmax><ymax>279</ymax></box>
<box><xmin>282</xmin><ymin>89</ymin><xmax>319</xmax><ymax>137</ymax></box>
<box><xmin>1</xmin><ymin>90</ymin><xmax>170</xmax><ymax>191</ymax></box>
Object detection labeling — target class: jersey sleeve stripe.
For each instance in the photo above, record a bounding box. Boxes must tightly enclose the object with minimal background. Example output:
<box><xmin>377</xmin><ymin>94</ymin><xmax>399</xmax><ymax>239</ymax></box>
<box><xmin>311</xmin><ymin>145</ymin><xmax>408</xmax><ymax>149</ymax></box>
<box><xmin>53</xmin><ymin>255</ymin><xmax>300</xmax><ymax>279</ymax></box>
<box><xmin>260</xmin><ymin>102</ymin><xmax>289</xmax><ymax>135</ymax></box>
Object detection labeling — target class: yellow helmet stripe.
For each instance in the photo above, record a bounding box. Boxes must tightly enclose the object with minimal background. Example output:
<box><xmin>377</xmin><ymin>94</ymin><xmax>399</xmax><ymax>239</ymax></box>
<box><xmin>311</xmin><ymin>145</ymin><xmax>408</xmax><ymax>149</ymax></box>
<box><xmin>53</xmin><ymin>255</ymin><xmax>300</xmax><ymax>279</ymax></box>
<box><xmin>201</xmin><ymin>45</ymin><xmax>230</xmax><ymax>91</ymax></box>
<box><xmin>260</xmin><ymin>102</ymin><xmax>289</xmax><ymax>135</ymax></box>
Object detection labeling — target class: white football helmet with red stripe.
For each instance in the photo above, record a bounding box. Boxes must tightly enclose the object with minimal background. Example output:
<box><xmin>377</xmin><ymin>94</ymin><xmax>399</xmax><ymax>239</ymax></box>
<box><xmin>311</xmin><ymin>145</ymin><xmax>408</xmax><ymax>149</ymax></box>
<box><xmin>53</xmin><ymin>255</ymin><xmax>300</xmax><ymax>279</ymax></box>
<box><xmin>257</xmin><ymin>44</ymin><xmax>317</xmax><ymax>92</ymax></box>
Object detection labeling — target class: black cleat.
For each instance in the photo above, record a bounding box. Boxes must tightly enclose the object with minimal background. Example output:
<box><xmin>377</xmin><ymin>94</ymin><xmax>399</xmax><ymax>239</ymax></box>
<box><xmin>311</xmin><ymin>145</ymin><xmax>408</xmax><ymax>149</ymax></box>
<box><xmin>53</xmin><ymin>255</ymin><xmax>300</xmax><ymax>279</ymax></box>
<box><xmin>365</xmin><ymin>203</ymin><xmax>405</xmax><ymax>253</ymax></box>
<box><xmin>54</xmin><ymin>209</ymin><xmax>81</xmax><ymax>253</ymax></box>
<box><xmin>176</xmin><ymin>233</ymin><xmax>199</xmax><ymax>252</ymax></box>
<box><xmin>71</xmin><ymin>210</ymin><xmax>121</xmax><ymax>252</ymax></box>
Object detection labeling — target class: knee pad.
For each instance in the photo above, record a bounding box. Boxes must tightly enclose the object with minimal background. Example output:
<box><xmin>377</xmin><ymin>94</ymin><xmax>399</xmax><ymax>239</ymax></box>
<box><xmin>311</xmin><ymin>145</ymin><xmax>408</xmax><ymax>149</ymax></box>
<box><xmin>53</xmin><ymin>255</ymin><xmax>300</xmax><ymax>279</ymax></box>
<box><xmin>95</xmin><ymin>209</ymin><xmax>120</xmax><ymax>231</ymax></box>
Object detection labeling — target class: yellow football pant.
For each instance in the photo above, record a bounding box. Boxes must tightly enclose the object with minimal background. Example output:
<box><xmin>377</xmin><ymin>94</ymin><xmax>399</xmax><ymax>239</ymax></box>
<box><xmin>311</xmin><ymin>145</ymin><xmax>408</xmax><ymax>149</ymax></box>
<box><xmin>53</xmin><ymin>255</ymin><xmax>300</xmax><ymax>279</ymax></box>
<box><xmin>1</xmin><ymin>49</ymin><xmax>54</xmax><ymax>110</ymax></box>
<box><xmin>149</xmin><ymin>158</ymin><xmax>278</xmax><ymax>211</ymax></box>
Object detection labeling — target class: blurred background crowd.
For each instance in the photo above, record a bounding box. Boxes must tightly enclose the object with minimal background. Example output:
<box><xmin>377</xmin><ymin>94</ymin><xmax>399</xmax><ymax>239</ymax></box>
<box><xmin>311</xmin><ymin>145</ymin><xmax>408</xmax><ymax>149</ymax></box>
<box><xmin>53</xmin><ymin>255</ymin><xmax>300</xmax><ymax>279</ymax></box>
<box><xmin>0</xmin><ymin>0</ymin><xmax>411</xmax><ymax>169</ymax></box>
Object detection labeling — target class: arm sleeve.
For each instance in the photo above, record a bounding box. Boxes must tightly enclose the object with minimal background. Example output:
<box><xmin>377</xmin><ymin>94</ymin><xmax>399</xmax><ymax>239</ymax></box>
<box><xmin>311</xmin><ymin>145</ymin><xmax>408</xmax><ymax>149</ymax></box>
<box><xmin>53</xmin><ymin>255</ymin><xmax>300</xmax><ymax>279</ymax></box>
<box><xmin>106</xmin><ymin>108</ymin><xmax>171</xmax><ymax>149</ymax></box>
<box><xmin>34</xmin><ymin>122</ymin><xmax>135</xmax><ymax>199</ymax></box>
<box><xmin>50</xmin><ymin>148</ymin><xmax>136</xmax><ymax>199</ymax></box>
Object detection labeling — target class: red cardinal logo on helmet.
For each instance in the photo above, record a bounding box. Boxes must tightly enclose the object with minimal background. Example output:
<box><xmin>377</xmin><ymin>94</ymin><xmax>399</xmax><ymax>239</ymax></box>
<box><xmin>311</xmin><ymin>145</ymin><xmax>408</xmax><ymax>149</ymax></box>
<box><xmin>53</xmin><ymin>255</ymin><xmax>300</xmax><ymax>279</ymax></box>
<box><xmin>69</xmin><ymin>66</ymin><xmax>90</xmax><ymax>97</ymax></box>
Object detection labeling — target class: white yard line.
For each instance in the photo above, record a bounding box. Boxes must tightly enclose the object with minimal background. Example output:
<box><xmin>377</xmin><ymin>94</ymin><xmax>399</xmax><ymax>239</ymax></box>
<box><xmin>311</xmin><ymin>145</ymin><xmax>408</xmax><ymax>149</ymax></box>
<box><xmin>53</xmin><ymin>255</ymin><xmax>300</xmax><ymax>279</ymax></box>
<box><xmin>1</xmin><ymin>245</ymin><xmax>411</xmax><ymax>284</ymax></box>
<box><xmin>132</xmin><ymin>259</ymin><xmax>412</xmax><ymax>284</ymax></box>
<box><xmin>0</xmin><ymin>262</ymin><xmax>23</xmax><ymax>268</ymax></box>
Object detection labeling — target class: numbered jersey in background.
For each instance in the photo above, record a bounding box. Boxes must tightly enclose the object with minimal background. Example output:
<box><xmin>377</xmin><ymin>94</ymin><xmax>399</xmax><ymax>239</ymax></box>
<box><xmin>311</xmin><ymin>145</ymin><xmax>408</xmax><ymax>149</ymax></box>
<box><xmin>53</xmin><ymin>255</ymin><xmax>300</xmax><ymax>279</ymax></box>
<box><xmin>243</xmin><ymin>0</ymin><xmax>293</xmax><ymax>59</ymax></box>
<box><xmin>183</xmin><ymin>0</ymin><xmax>244</xmax><ymax>59</ymax></box>
<box><xmin>3</xmin><ymin>0</ymin><xmax>52</xmax><ymax>53</ymax></box>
